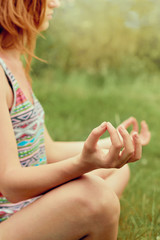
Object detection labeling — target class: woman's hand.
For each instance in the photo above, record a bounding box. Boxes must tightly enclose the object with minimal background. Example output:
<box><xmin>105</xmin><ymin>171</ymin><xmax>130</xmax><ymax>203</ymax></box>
<box><xmin>80</xmin><ymin>122</ymin><xmax>142</xmax><ymax>171</ymax></box>
<box><xmin>121</xmin><ymin>117</ymin><xmax>151</xmax><ymax>146</ymax></box>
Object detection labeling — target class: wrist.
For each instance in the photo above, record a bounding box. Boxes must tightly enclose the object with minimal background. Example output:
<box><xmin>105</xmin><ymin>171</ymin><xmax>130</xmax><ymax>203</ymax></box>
<box><xmin>73</xmin><ymin>154</ymin><xmax>95</xmax><ymax>174</ymax></box>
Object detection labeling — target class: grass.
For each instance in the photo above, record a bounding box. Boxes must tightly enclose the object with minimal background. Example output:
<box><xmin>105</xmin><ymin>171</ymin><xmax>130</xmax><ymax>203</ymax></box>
<box><xmin>32</xmin><ymin>68</ymin><xmax>160</xmax><ymax>239</ymax></box>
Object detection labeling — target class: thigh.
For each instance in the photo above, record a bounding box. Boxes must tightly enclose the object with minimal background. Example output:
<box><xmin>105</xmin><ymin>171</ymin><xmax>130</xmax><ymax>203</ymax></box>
<box><xmin>0</xmin><ymin>175</ymin><xmax>108</xmax><ymax>240</ymax></box>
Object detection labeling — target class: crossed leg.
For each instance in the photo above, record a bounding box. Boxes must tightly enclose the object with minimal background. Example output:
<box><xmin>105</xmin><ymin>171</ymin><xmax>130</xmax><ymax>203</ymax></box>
<box><xmin>87</xmin><ymin>164</ymin><xmax>130</xmax><ymax>198</ymax></box>
<box><xmin>0</xmin><ymin>175</ymin><xmax>120</xmax><ymax>240</ymax></box>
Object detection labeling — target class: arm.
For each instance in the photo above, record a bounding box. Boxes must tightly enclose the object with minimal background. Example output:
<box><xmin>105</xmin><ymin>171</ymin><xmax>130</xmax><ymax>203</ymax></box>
<box><xmin>1</xmin><ymin>155</ymin><xmax>86</xmax><ymax>203</ymax></box>
<box><xmin>44</xmin><ymin>125</ymin><xmax>83</xmax><ymax>162</ymax></box>
<box><xmin>0</xmin><ymin>68</ymin><xmax>142</xmax><ymax>204</ymax></box>
<box><xmin>0</xmin><ymin>100</ymin><xmax>137</xmax><ymax>204</ymax></box>
<box><xmin>0</xmin><ymin>85</ymin><xmax>140</xmax><ymax>204</ymax></box>
<box><xmin>44</xmin><ymin>126</ymin><xmax>112</xmax><ymax>163</ymax></box>
<box><xmin>0</xmin><ymin>71</ymin><xmax>89</xmax><ymax>203</ymax></box>
<box><xmin>0</xmin><ymin>105</ymin><xmax>84</xmax><ymax>203</ymax></box>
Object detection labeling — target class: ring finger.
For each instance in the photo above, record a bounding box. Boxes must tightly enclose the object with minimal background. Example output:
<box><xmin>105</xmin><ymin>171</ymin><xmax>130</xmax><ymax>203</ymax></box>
<box><xmin>128</xmin><ymin>133</ymin><xmax>142</xmax><ymax>163</ymax></box>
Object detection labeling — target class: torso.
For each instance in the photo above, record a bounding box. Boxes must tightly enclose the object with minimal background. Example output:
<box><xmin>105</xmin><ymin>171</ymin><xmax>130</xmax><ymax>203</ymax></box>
<box><xmin>0</xmin><ymin>56</ymin><xmax>47</xmax><ymax>222</ymax></box>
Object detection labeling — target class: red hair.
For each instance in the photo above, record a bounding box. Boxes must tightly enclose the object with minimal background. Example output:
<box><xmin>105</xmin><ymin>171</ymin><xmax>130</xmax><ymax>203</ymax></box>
<box><xmin>0</xmin><ymin>0</ymin><xmax>46</xmax><ymax>81</ymax></box>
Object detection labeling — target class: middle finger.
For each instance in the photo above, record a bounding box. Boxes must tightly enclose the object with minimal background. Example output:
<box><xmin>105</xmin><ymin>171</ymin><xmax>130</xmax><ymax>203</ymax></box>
<box><xmin>118</xmin><ymin>126</ymin><xmax>134</xmax><ymax>165</ymax></box>
<box><xmin>105</xmin><ymin>122</ymin><xmax>123</xmax><ymax>167</ymax></box>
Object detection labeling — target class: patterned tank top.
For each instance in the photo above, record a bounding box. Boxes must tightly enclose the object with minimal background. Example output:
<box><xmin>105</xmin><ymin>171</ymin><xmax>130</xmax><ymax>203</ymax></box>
<box><xmin>0</xmin><ymin>57</ymin><xmax>47</xmax><ymax>222</ymax></box>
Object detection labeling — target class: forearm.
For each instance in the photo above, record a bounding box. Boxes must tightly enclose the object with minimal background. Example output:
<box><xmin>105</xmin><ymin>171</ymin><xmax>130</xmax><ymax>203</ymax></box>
<box><xmin>1</xmin><ymin>155</ymin><xmax>88</xmax><ymax>203</ymax></box>
<box><xmin>47</xmin><ymin>141</ymin><xmax>84</xmax><ymax>163</ymax></box>
<box><xmin>47</xmin><ymin>138</ymin><xmax>112</xmax><ymax>163</ymax></box>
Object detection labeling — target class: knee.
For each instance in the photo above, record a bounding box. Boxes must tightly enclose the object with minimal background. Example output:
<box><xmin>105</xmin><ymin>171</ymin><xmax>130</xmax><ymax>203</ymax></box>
<box><xmin>72</xmin><ymin>175</ymin><xmax>120</xmax><ymax>227</ymax></box>
<box><xmin>102</xmin><ymin>188</ymin><xmax>120</xmax><ymax>226</ymax></box>
<box><xmin>89</xmin><ymin>187</ymin><xmax>120</xmax><ymax>227</ymax></box>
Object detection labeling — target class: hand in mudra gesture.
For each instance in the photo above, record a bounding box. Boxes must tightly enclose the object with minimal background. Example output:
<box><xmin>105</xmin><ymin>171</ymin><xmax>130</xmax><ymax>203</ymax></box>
<box><xmin>121</xmin><ymin>117</ymin><xmax>151</xmax><ymax>146</ymax></box>
<box><xmin>80</xmin><ymin>121</ymin><xmax>142</xmax><ymax>171</ymax></box>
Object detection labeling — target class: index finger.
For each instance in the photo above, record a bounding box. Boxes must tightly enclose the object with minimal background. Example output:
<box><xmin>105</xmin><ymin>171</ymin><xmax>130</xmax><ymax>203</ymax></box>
<box><xmin>106</xmin><ymin>122</ymin><xmax>123</xmax><ymax>158</ymax></box>
<box><xmin>121</xmin><ymin>117</ymin><xmax>139</xmax><ymax>132</ymax></box>
<box><xmin>85</xmin><ymin>122</ymin><xmax>108</xmax><ymax>150</ymax></box>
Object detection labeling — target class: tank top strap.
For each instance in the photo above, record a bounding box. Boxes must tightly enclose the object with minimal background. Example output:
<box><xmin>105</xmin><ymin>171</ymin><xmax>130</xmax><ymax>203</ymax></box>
<box><xmin>0</xmin><ymin>57</ymin><xmax>20</xmax><ymax>92</ymax></box>
<box><xmin>0</xmin><ymin>57</ymin><xmax>31</xmax><ymax>114</ymax></box>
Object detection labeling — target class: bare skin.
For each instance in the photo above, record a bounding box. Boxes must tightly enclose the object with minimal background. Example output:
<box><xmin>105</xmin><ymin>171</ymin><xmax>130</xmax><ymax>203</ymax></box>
<box><xmin>0</xmin><ymin>175</ymin><xmax>121</xmax><ymax>240</ymax></box>
<box><xmin>0</xmin><ymin>0</ymin><xmax>151</xmax><ymax>240</ymax></box>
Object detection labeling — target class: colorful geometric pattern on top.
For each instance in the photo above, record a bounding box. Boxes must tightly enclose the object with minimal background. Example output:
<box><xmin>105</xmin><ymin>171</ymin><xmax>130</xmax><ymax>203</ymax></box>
<box><xmin>0</xmin><ymin>58</ymin><xmax>47</xmax><ymax>222</ymax></box>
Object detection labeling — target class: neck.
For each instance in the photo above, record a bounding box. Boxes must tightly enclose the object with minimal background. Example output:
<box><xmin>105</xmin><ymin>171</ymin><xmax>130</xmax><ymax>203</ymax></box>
<box><xmin>0</xmin><ymin>48</ymin><xmax>21</xmax><ymax>61</ymax></box>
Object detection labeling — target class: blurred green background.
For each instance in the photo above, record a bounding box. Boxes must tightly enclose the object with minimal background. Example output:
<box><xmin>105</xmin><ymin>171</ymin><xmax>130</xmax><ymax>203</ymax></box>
<box><xmin>32</xmin><ymin>0</ymin><xmax>160</xmax><ymax>239</ymax></box>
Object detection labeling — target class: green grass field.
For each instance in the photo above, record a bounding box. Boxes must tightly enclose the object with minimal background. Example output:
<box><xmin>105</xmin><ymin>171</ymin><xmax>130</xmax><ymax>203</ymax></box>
<box><xmin>32</xmin><ymin>69</ymin><xmax>160</xmax><ymax>240</ymax></box>
<box><xmin>30</xmin><ymin>1</ymin><xmax>160</xmax><ymax>238</ymax></box>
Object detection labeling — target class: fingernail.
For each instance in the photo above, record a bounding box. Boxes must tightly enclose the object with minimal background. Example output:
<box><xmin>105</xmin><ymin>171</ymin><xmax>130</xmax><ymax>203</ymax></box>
<box><xmin>133</xmin><ymin>133</ymin><xmax>139</xmax><ymax>138</ymax></box>
<box><xmin>101</xmin><ymin>122</ymin><xmax>107</xmax><ymax>128</ymax></box>
<box><xmin>107</xmin><ymin>122</ymin><xmax>112</xmax><ymax>127</ymax></box>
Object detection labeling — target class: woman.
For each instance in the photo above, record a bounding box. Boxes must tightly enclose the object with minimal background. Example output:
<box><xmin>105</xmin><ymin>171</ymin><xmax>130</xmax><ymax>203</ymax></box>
<box><xmin>0</xmin><ymin>1</ymin><xmax>150</xmax><ymax>239</ymax></box>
